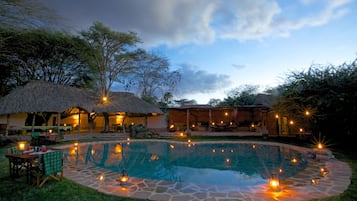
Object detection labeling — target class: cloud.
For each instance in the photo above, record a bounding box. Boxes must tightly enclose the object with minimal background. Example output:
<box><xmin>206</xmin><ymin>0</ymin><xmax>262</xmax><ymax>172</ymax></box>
<box><xmin>174</xmin><ymin>63</ymin><xmax>232</xmax><ymax>96</ymax></box>
<box><xmin>232</xmin><ymin>64</ymin><xmax>246</xmax><ymax>70</ymax></box>
<box><xmin>42</xmin><ymin>0</ymin><xmax>352</xmax><ymax>47</ymax></box>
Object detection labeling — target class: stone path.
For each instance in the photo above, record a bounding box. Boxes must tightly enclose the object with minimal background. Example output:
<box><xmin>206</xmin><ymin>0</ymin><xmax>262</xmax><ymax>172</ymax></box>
<box><xmin>56</xmin><ymin>140</ymin><xmax>352</xmax><ymax>201</ymax></box>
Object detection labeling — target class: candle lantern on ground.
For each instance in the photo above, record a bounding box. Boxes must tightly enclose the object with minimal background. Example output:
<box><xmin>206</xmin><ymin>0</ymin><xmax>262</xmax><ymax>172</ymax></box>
<box><xmin>117</xmin><ymin>169</ymin><xmax>129</xmax><ymax>186</ymax></box>
<box><xmin>269</xmin><ymin>174</ymin><xmax>280</xmax><ymax>191</ymax></box>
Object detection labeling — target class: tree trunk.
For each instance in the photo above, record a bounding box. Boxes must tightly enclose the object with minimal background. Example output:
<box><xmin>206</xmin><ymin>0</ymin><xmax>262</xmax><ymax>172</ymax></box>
<box><xmin>103</xmin><ymin>112</ymin><xmax>110</xmax><ymax>133</ymax></box>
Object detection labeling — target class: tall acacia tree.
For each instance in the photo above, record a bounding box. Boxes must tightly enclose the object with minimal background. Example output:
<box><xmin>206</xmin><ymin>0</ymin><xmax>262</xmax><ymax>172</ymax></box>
<box><xmin>124</xmin><ymin>50</ymin><xmax>181</xmax><ymax>104</ymax></box>
<box><xmin>80</xmin><ymin>22</ymin><xmax>141</xmax><ymax>132</ymax></box>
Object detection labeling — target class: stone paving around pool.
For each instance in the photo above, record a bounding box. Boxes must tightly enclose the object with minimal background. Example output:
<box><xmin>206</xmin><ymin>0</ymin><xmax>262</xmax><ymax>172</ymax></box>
<box><xmin>58</xmin><ymin>140</ymin><xmax>352</xmax><ymax>201</ymax></box>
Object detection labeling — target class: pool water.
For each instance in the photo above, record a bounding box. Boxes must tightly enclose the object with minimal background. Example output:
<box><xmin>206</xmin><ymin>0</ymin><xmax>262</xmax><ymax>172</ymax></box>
<box><xmin>64</xmin><ymin>141</ymin><xmax>308</xmax><ymax>187</ymax></box>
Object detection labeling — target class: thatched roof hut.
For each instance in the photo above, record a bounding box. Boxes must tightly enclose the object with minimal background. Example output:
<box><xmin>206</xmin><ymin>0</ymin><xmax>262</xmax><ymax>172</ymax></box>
<box><xmin>0</xmin><ymin>80</ymin><xmax>162</xmax><ymax>116</ymax></box>
<box><xmin>93</xmin><ymin>92</ymin><xmax>163</xmax><ymax>116</ymax></box>
<box><xmin>0</xmin><ymin>80</ymin><xmax>94</xmax><ymax>115</ymax></box>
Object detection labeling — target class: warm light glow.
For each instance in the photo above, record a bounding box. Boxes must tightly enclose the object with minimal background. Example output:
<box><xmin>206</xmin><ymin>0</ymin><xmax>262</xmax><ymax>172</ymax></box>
<box><xmin>230</xmin><ymin>149</ymin><xmax>234</xmax><ymax>153</ymax></box>
<box><xmin>70</xmin><ymin>148</ymin><xmax>77</xmax><ymax>155</ymax></box>
<box><xmin>115</xmin><ymin>144</ymin><xmax>122</xmax><ymax>153</ymax></box>
<box><xmin>317</xmin><ymin>143</ymin><xmax>323</xmax><ymax>149</ymax></box>
<box><xmin>170</xmin><ymin>144</ymin><xmax>175</xmax><ymax>149</ymax></box>
<box><xmin>224</xmin><ymin>112</ymin><xmax>228</xmax><ymax>116</ymax></box>
<box><xmin>291</xmin><ymin>157</ymin><xmax>298</xmax><ymax>164</ymax></box>
<box><xmin>252</xmin><ymin>144</ymin><xmax>256</xmax><ymax>149</ymax></box>
<box><xmin>179</xmin><ymin>132</ymin><xmax>184</xmax><ymax>137</ymax></box>
<box><xmin>131</xmin><ymin>122</ymin><xmax>134</xmax><ymax>126</ymax></box>
<box><xmin>18</xmin><ymin>141</ymin><xmax>26</xmax><ymax>151</ymax></box>
<box><xmin>289</xmin><ymin>120</ymin><xmax>294</xmax><ymax>125</ymax></box>
<box><xmin>102</xmin><ymin>96</ymin><xmax>107</xmax><ymax>102</ymax></box>
<box><xmin>127</xmin><ymin>137</ymin><xmax>130</xmax><ymax>142</ymax></box>
<box><xmin>225</xmin><ymin>158</ymin><xmax>231</xmax><ymax>163</ymax></box>
<box><xmin>115</xmin><ymin>115</ymin><xmax>123</xmax><ymax>124</ymax></box>
<box><xmin>150</xmin><ymin>154</ymin><xmax>159</xmax><ymax>161</ymax></box>
<box><xmin>187</xmin><ymin>139</ymin><xmax>191</xmax><ymax>143</ymax></box>
<box><xmin>311</xmin><ymin>178</ymin><xmax>319</xmax><ymax>185</ymax></box>
<box><xmin>269</xmin><ymin>175</ymin><xmax>280</xmax><ymax>190</ymax></box>
<box><xmin>279</xmin><ymin>168</ymin><xmax>283</xmax><ymax>173</ymax></box>
<box><xmin>305</xmin><ymin>110</ymin><xmax>310</xmax><ymax>116</ymax></box>
<box><xmin>74</xmin><ymin>142</ymin><xmax>79</xmax><ymax>147</ymax></box>
<box><xmin>212</xmin><ymin>149</ymin><xmax>216</xmax><ymax>153</ymax></box>
<box><xmin>320</xmin><ymin>168</ymin><xmax>328</xmax><ymax>176</ymax></box>
<box><xmin>220</xmin><ymin>120</ymin><xmax>223</xmax><ymax>124</ymax></box>
<box><xmin>275</xmin><ymin>114</ymin><xmax>279</xmax><ymax>119</ymax></box>
<box><xmin>221</xmin><ymin>149</ymin><xmax>225</xmax><ymax>153</ymax></box>
<box><xmin>299</xmin><ymin>128</ymin><xmax>304</xmax><ymax>132</ymax></box>
<box><xmin>98</xmin><ymin>175</ymin><xmax>105</xmax><ymax>181</ymax></box>
<box><xmin>191</xmin><ymin>124</ymin><xmax>195</xmax><ymax>128</ymax></box>
<box><xmin>251</xmin><ymin>124</ymin><xmax>255</xmax><ymax>128</ymax></box>
<box><xmin>117</xmin><ymin>170</ymin><xmax>129</xmax><ymax>185</ymax></box>
<box><xmin>169</xmin><ymin>124</ymin><xmax>175</xmax><ymax>129</ymax></box>
<box><xmin>211</xmin><ymin>122</ymin><xmax>215</xmax><ymax>126</ymax></box>
<box><xmin>91</xmin><ymin>149</ymin><xmax>95</xmax><ymax>155</ymax></box>
<box><xmin>48</xmin><ymin>129</ymin><xmax>53</xmax><ymax>134</ymax></box>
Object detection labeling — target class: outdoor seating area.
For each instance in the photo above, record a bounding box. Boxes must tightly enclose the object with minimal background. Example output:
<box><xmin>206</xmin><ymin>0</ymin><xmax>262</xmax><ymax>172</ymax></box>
<box><xmin>5</xmin><ymin>143</ymin><xmax>63</xmax><ymax>187</ymax></box>
<box><xmin>129</xmin><ymin>124</ymin><xmax>160</xmax><ymax>138</ymax></box>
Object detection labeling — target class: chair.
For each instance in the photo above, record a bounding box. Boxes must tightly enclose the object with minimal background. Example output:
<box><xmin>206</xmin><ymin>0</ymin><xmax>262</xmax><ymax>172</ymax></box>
<box><xmin>7</xmin><ymin>146</ymin><xmax>19</xmax><ymax>154</ymax></box>
<box><xmin>34</xmin><ymin>151</ymin><xmax>63</xmax><ymax>187</ymax></box>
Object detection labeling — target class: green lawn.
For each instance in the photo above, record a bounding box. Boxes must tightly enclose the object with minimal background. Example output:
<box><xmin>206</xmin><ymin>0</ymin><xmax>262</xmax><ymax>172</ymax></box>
<box><xmin>0</xmin><ymin>137</ymin><xmax>356</xmax><ymax>201</ymax></box>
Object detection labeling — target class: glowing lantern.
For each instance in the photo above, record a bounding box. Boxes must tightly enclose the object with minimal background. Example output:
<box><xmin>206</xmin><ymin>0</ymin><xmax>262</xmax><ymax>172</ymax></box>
<box><xmin>269</xmin><ymin>174</ymin><xmax>280</xmax><ymax>191</ymax></box>
<box><xmin>98</xmin><ymin>175</ymin><xmax>105</xmax><ymax>181</ymax></box>
<box><xmin>18</xmin><ymin>141</ymin><xmax>26</xmax><ymax>152</ymax></box>
<box><xmin>117</xmin><ymin>169</ymin><xmax>129</xmax><ymax>186</ymax></box>
<box><xmin>317</xmin><ymin>143</ymin><xmax>323</xmax><ymax>149</ymax></box>
<box><xmin>320</xmin><ymin>168</ymin><xmax>328</xmax><ymax>176</ymax></box>
<box><xmin>311</xmin><ymin>178</ymin><xmax>319</xmax><ymax>185</ymax></box>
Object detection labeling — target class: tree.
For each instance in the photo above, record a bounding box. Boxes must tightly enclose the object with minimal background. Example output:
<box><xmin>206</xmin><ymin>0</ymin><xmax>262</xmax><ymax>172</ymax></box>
<box><xmin>272</xmin><ymin>58</ymin><xmax>357</xmax><ymax>148</ymax></box>
<box><xmin>208</xmin><ymin>98</ymin><xmax>221</xmax><ymax>106</ymax></box>
<box><xmin>219</xmin><ymin>85</ymin><xmax>258</xmax><ymax>106</ymax></box>
<box><xmin>80</xmin><ymin>21</ymin><xmax>141</xmax><ymax>132</ymax></box>
<box><xmin>0</xmin><ymin>28</ymin><xmax>93</xmax><ymax>96</ymax></box>
<box><xmin>124</xmin><ymin>50</ymin><xmax>181</xmax><ymax>103</ymax></box>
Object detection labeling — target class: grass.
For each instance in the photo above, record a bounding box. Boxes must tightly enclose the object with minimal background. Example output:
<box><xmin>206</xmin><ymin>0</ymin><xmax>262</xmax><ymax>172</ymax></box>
<box><xmin>0</xmin><ymin>136</ymin><xmax>356</xmax><ymax>201</ymax></box>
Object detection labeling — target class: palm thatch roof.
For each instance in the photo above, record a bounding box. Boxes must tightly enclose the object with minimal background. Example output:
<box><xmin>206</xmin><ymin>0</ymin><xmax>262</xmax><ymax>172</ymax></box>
<box><xmin>0</xmin><ymin>80</ymin><xmax>163</xmax><ymax>116</ymax></box>
<box><xmin>93</xmin><ymin>92</ymin><xmax>163</xmax><ymax>115</ymax></box>
<box><xmin>0</xmin><ymin>80</ymin><xmax>94</xmax><ymax>114</ymax></box>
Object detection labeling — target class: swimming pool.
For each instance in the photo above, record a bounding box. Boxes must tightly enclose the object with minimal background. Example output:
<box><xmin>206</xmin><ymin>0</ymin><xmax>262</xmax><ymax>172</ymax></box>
<box><xmin>64</xmin><ymin>140</ymin><xmax>308</xmax><ymax>188</ymax></box>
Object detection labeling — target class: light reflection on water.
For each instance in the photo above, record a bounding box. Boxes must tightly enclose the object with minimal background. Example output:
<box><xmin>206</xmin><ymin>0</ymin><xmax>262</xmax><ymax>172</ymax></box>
<box><xmin>64</xmin><ymin>141</ymin><xmax>308</xmax><ymax>187</ymax></box>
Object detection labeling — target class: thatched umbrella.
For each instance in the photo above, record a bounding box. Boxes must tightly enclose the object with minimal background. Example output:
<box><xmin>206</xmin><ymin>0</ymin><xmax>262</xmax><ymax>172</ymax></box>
<box><xmin>0</xmin><ymin>80</ymin><xmax>95</xmax><ymax>134</ymax></box>
<box><xmin>93</xmin><ymin>92</ymin><xmax>163</xmax><ymax>132</ymax></box>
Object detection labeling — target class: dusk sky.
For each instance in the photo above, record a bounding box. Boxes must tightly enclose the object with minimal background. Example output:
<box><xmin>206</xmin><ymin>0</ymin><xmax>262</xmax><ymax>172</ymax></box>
<box><xmin>41</xmin><ymin>0</ymin><xmax>357</xmax><ymax>104</ymax></box>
